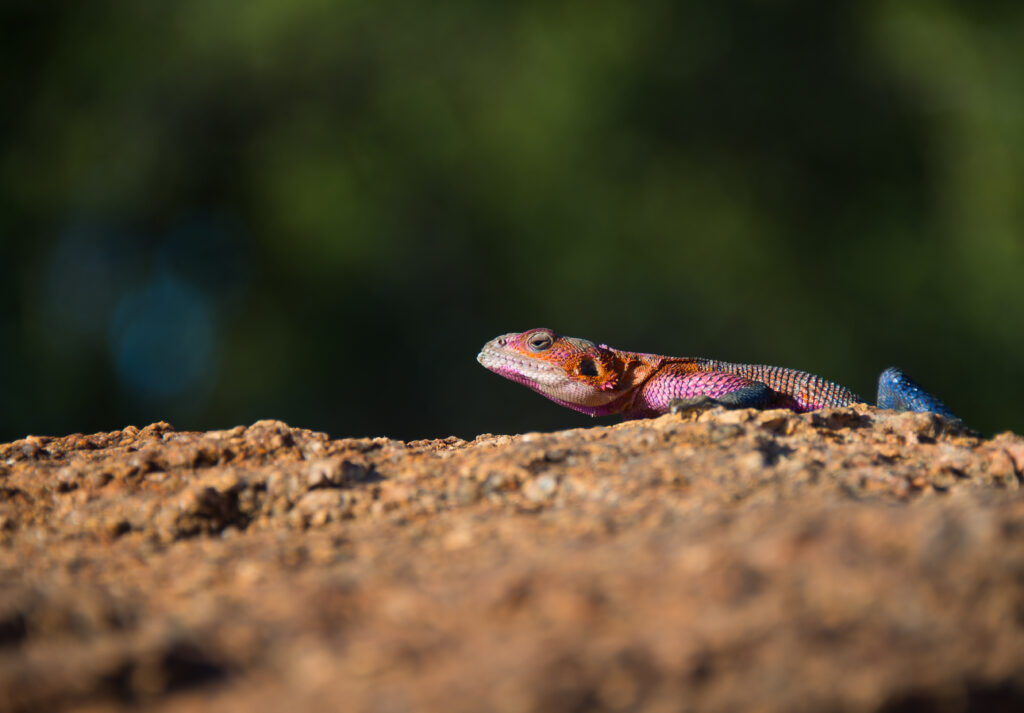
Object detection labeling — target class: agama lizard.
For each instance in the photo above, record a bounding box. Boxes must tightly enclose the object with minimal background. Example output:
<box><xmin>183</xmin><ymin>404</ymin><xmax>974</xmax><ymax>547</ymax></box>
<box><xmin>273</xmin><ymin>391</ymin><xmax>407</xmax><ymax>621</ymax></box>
<box><xmin>477</xmin><ymin>328</ymin><xmax>959</xmax><ymax>421</ymax></box>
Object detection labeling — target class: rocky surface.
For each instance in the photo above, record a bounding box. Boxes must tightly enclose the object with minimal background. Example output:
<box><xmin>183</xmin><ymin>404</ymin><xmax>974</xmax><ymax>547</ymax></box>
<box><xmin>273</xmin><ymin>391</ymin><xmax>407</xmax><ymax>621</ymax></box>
<box><xmin>2</xmin><ymin>407</ymin><xmax>1024</xmax><ymax>712</ymax></box>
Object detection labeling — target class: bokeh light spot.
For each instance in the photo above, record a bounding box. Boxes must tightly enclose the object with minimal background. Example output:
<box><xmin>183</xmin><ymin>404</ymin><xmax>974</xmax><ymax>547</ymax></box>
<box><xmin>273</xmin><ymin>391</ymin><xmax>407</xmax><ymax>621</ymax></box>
<box><xmin>110</xmin><ymin>276</ymin><xmax>216</xmax><ymax>401</ymax></box>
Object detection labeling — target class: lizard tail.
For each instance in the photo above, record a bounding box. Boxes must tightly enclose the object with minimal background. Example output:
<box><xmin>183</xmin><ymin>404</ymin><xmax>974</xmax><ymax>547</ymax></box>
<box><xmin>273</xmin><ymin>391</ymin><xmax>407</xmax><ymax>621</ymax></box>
<box><xmin>876</xmin><ymin>367</ymin><xmax>960</xmax><ymax>421</ymax></box>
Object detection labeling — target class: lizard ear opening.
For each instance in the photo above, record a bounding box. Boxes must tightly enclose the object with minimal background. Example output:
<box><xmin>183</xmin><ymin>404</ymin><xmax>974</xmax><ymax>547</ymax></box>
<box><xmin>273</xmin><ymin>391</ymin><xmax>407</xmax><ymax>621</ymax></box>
<box><xmin>579</xmin><ymin>358</ymin><xmax>599</xmax><ymax>377</ymax></box>
<box><xmin>591</xmin><ymin>350</ymin><xmax>623</xmax><ymax>392</ymax></box>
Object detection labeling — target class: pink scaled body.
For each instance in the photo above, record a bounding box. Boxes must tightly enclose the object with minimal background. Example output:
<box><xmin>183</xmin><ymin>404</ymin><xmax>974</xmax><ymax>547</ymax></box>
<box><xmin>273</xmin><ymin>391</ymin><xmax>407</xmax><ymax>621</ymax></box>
<box><xmin>477</xmin><ymin>328</ymin><xmax>860</xmax><ymax>419</ymax></box>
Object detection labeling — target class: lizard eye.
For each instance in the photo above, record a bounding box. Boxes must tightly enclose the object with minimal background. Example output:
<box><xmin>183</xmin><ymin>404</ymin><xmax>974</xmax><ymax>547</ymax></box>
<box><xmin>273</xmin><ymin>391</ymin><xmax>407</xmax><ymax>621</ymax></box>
<box><xmin>527</xmin><ymin>332</ymin><xmax>553</xmax><ymax>351</ymax></box>
<box><xmin>579</xmin><ymin>359</ymin><xmax>599</xmax><ymax>377</ymax></box>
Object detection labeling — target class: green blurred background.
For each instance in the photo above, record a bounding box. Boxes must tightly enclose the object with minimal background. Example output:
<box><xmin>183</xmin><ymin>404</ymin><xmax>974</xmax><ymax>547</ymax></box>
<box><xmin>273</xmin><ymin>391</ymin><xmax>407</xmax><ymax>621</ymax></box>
<box><xmin>2</xmin><ymin>1</ymin><xmax>1022</xmax><ymax>441</ymax></box>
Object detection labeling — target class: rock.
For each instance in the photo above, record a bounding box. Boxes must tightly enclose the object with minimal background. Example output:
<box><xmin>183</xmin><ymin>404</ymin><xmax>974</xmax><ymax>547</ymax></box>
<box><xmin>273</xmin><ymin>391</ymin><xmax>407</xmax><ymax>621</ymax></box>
<box><xmin>293</xmin><ymin>489</ymin><xmax>355</xmax><ymax>528</ymax></box>
<box><xmin>1</xmin><ymin>413</ymin><xmax>1023</xmax><ymax>712</ymax></box>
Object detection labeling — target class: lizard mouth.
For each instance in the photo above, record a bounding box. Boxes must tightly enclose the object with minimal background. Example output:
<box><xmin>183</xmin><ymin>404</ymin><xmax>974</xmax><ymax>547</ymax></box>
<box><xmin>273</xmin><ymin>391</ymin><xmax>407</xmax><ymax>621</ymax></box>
<box><xmin>477</xmin><ymin>340</ymin><xmax>623</xmax><ymax>408</ymax></box>
<box><xmin>476</xmin><ymin>343</ymin><xmax>566</xmax><ymax>388</ymax></box>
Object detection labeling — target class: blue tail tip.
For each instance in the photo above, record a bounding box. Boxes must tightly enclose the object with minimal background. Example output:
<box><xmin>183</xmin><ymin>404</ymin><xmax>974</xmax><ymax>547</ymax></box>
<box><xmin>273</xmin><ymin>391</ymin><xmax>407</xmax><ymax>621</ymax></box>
<box><xmin>877</xmin><ymin>367</ymin><xmax>959</xmax><ymax>421</ymax></box>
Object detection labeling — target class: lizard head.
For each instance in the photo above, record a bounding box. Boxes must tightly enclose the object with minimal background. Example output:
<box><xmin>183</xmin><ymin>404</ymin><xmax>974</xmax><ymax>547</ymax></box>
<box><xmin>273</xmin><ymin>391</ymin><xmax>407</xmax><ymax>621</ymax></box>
<box><xmin>476</xmin><ymin>328</ymin><xmax>628</xmax><ymax>415</ymax></box>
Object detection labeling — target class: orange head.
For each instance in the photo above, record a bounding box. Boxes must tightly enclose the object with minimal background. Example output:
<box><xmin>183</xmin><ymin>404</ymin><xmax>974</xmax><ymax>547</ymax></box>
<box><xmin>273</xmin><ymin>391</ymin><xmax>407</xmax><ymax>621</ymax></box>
<box><xmin>476</xmin><ymin>328</ymin><xmax>633</xmax><ymax>415</ymax></box>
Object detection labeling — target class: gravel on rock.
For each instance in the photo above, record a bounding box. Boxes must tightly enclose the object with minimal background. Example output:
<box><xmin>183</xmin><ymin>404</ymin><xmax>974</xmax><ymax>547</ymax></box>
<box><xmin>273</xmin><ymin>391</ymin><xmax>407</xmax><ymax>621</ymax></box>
<box><xmin>2</xmin><ymin>408</ymin><xmax>1024</xmax><ymax>712</ymax></box>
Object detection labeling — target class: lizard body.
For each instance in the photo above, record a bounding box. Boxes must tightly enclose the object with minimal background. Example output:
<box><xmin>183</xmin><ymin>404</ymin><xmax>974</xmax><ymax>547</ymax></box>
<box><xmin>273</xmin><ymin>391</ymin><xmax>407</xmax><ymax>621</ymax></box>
<box><xmin>477</xmin><ymin>328</ymin><xmax>959</xmax><ymax>421</ymax></box>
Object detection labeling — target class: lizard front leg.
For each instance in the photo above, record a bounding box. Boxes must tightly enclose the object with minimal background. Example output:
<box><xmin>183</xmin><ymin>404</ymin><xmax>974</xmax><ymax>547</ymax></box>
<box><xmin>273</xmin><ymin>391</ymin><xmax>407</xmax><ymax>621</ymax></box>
<box><xmin>634</xmin><ymin>369</ymin><xmax>777</xmax><ymax>417</ymax></box>
<box><xmin>668</xmin><ymin>383</ymin><xmax>775</xmax><ymax>414</ymax></box>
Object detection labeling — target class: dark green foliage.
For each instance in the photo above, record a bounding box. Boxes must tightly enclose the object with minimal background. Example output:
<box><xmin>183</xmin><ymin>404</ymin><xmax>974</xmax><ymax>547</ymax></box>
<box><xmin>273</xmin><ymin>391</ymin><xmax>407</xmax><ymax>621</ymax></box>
<box><xmin>2</xmin><ymin>1</ymin><xmax>1022</xmax><ymax>438</ymax></box>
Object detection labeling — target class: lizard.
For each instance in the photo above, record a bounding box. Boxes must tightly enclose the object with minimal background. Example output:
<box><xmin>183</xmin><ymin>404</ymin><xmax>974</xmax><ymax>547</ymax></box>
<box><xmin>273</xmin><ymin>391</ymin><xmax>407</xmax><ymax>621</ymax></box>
<box><xmin>477</xmin><ymin>328</ymin><xmax>960</xmax><ymax>422</ymax></box>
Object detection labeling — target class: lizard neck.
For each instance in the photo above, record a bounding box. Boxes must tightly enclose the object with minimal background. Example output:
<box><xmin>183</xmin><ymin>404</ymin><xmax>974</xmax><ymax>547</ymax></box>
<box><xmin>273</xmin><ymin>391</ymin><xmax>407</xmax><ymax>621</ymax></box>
<box><xmin>614</xmin><ymin>354</ymin><xmax>712</xmax><ymax>417</ymax></box>
<box><xmin>598</xmin><ymin>350</ymin><xmax>687</xmax><ymax>417</ymax></box>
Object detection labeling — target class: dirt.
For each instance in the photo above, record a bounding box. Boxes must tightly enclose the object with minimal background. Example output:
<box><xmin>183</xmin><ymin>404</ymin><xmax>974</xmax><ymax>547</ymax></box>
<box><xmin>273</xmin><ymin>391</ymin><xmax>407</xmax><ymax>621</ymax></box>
<box><xmin>2</xmin><ymin>406</ymin><xmax>1024</xmax><ymax>713</ymax></box>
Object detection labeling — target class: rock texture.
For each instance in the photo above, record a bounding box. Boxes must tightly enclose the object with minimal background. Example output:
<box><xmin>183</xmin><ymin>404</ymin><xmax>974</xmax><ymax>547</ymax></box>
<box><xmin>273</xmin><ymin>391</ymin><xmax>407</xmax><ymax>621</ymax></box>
<box><xmin>2</xmin><ymin>407</ymin><xmax>1024</xmax><ymax>712</ymax></box>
